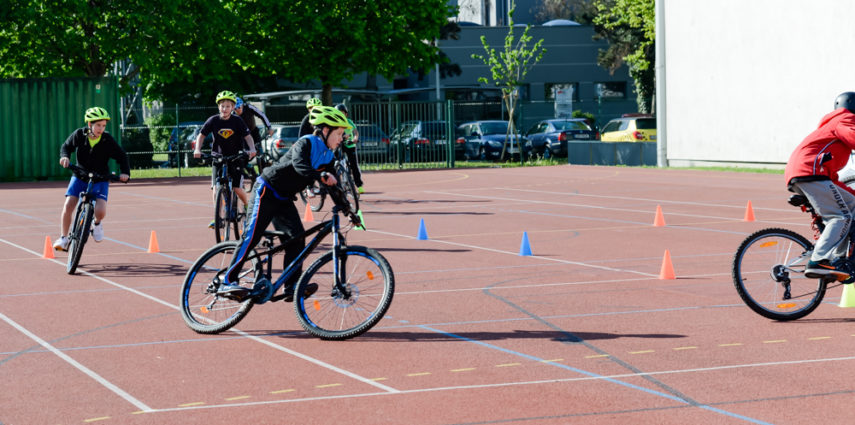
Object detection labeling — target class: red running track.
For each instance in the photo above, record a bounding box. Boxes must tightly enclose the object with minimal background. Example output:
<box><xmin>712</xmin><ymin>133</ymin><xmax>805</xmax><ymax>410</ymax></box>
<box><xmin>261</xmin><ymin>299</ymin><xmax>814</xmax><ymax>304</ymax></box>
<box><xmin>2</xmin><ymin>166</ymin><xmax>855</xmax><ymax>424</ymax></box>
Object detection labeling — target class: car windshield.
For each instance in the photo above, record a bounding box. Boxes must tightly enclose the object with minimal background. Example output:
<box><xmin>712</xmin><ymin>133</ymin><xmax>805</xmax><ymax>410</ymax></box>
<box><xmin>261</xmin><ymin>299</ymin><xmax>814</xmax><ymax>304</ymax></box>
<box><xmin>280</xmin><ymin>126</ymin><xmax>299</xmax><ymax>137</ymax></box>
<box><xmin>358</xmin><ymin>125</ymin><xmax>387</xmax><ymax>138</ymax></box>
<box><xmin>423</xmin><ymin>122</ymin><xmax>446</xmax><ymax>136</ymax></box>
<box><xmin>552</xmin><ymin>120</ymin><xmax>590</xmax><ymax>131</ymax></box>
<box><xmin>635</xmin><ymin>118</ymin><xmax>656</xmax><ymax>130</ymax></box>
<box><xmin>479</xmin><ymin>122</ymin><xmax>508</xmax><ymax>135</ymax></box>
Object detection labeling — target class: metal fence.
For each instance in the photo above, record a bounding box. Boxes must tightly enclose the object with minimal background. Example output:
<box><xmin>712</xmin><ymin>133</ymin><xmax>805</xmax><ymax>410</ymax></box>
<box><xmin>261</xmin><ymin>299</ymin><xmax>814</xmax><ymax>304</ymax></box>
<box><xmin>118</xmin><ymin>97</ymin><xmax>630</xmax><ymax>173</ymax></box>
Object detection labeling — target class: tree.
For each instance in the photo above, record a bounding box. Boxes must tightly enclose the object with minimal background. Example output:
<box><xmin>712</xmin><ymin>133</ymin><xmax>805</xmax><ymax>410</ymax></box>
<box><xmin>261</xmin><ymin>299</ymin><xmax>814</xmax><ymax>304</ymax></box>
<box><xmin>592</xmin><ymin>0</ymin><xmax>655</xmax><ymax>113</ymax></box>
<box><xmin>471</xmin><ymin>1</ymin><xmax>545</xmax><ymax>161</ymax></box>
<box><xmin>0</xmin><ymin>0</ymin><xmax>455</xmax><ymax>105</ymax></box>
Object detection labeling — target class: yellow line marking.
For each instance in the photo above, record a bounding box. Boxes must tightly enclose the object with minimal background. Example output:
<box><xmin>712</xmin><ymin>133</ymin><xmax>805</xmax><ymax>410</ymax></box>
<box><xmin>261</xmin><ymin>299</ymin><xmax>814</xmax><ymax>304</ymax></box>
<box><xmin>496</xmin><ymin>363</ymin><xmax>521</xmax><ymax>367</ymax></box>
<box><xmin>406</xmin><ymin>372</ymin><xmax>431</xmax><ymax>377</ymax></box>
<box><xmin>270</xmin><ymin>389</ymin><xmax>295</xmax><ymax>394</ymax></box>
<box><xmin>808</xmin><ymin>336</ymin><xmax>831</xmax><ymax>341</ymax></box>
<box><xmin>316</xmin><ymin>383</ymin><xmax>343</xmax><ymax>388</ymax></box>
<box><xmin>370</xmin><ymin>377</ymin><xmax>388</xmax><ymax>381</ymax></box>
<box><xmin>131</xmin><ymin>411</ymin><xmax>148</xmax><ymax>415</ymax></box>
<box><xmin>673</xmin><ymin>346</ymin><xmax>698</xmax><ymax>351</ymax></box>
<box><xmin>763</xmin><ymin>340</ymin><xmax>787</xmax><ymax>344</ymax></box>
<box><xmin>178</xmin><ymin>402</ymin><xmax>205</xmax><ymax>407</ymax></box>
<box><xmin>451</xmin><ymin>368</ymin><xmax>476</xmax><ymax>372</ymax></box>
<box><xmin>629</xmin><ymin>350</ymin><xmax>655</xmax><ymax>355</ymax></box>
<box><xmin>585</xmin><ymin>354</ymin><xmax>609</xmax><ymax>359</ymax></box>
<box><xmin>718</xmin><ymin>343</ymin><xmax>743</xmax><ymax>347</ymax></box>
<box><xmin>541</xmin><ymin>358</ymin><xmax>564</xmax><ymax>363</ymax></box>
<box><xmin>84</xmin><ymin>417</ymin><xmax>111</xmax><ymax>423</ymax></box>
<box><xmin>225</xmin><ymin>395</ymin><xmax>250</xmax><ymax>401</ymax></box>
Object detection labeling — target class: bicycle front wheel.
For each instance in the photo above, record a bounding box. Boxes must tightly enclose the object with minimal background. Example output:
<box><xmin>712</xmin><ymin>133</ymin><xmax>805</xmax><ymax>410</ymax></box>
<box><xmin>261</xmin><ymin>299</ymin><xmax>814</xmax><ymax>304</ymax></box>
<box><xmin>294</xmin><ymin>246</ymin><xmax>394</xmax><ymax>340</ymax></box>
<box><xmin>300</xmin><ymin>182</ymin><xmax>326</xmax><ymax>212</ymax></box>
<box><xmin>732</xmin><ymin>228</ymin><xmax>826</xmax><ymax>320</ymax></box>
<box><xmin>180</xmin><ymin>242</ymin><xmax>258</xmax><ymax>334</ymax></box>
<box><xmin>66</xmin><ymin>202</ymin><xmax>94</xmax><ymax>275</ymax></box>
<box><xmin>214</xmin><ymin>187</ymin><xmax>242</xmax><ymax>242</ymax></box>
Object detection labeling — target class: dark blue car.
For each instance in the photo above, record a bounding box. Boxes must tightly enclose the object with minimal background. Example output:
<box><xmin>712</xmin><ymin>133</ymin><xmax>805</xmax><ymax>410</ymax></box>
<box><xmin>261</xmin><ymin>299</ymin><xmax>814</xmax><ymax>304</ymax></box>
<box><xmin>523</xmin><ymin>119</ymin><xmax>598</xmax><ymax>158</ymax></box>
<box><xmin>456</xmin><ymin>120</ymin><xmax>524</xmax><ymax>160</ymax></box>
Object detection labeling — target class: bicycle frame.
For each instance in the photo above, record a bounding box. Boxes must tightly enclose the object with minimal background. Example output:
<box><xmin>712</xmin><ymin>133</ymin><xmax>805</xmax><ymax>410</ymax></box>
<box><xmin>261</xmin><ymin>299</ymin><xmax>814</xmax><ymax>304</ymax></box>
<box><xmin>247</xmin><ymin>208</ymin><xmax>346</xmax><ymax>303</ymax></box>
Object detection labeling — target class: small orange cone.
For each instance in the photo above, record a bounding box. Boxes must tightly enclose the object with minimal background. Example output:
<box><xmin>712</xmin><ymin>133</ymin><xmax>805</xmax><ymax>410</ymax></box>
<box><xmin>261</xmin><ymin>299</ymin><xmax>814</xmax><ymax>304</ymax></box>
<box><xmin>653</xmin><ymin>205</ymin><xmax>666</xmax><ymax>227</ymax></box>
<box><xmin>303</xmin><ymin>203</ymin><xmax>314</xmax><ymax>222</ymax></box>
<box><xmin>42</xmin><ymin>236</ymin><xmax>55</xmax><ymax>259</ymax></box>
<box><xmin>743</xmin><ymin>201</ymin><xmax>756</xmax><ymax>222</ymax></box>
<box><xmin>147</xmin><ymin>230</ymin><xmax>160</xmax><ymax>253</ymax></box>
<box><xmin>659</xmin><ymin>250</ymin><xmax>676</xmax><ymax>280</ymax></box>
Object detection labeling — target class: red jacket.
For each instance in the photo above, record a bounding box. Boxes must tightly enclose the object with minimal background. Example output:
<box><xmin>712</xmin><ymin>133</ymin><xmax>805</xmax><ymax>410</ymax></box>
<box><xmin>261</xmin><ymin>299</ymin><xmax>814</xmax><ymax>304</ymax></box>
<box><xmin>785</xmin><ymin>108</ymin><xmax>855</xmax><ymax>196</ymax></box>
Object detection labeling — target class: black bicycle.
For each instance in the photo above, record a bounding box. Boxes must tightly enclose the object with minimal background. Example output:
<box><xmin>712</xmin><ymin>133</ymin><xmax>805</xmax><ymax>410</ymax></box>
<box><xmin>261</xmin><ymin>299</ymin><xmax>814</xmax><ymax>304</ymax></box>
<box><xmin>202</xmin><ymin>152</ymin><xmax>251</xmax><ymax>243</ymax></box>
<box><xmin>300</xmin><ymin>149</ymin><xmax>360</xmax><ymax>214</ymax></box>
<box><xmin>180</xmin><ymin>183</ymin><xmax>393</xmax><ymax>340</ymax></box>
<box><xmin>732</xmin><ymin>193</ymin><xmax>855</xmax><ymax>320</ymax></box>
<box><xmin>65</xmin><ymin>164</ymin><xmax>123</xmax><ymax>274</ymax></box>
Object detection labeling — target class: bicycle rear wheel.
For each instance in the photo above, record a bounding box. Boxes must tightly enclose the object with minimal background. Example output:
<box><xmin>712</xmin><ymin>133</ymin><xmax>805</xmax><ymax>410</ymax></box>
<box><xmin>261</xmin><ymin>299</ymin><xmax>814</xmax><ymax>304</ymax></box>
<box><xmin>66</xmin><ymin>202</ymin><xmax>94</xmax><ymax>274</ymax></box>
<box><xmin>294</xmin><ymin>246</ymin><xmax>394</xmax><ymax>340</ymax></box>
<box><xmin>732</xmin><ymin>228</ymin><xmax>826</xmax><ymax>320</ymax></box>
<box><xmin>300</xmin><ymin>182</ymin><xmax>326</xmax><ymax>212</ymax></box>
<box><xmin>180</xmin><ymin>242</ymin><xmax>258</xmax><ymax>334</ymax></box>
<box><xmin>214</xmin><ymin>186</ymin><xmax>242</xmax><ymax>242</ymax></box>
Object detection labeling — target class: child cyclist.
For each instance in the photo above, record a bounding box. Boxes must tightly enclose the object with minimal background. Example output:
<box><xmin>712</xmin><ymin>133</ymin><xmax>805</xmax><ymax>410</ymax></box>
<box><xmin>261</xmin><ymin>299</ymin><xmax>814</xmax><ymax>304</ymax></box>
<box><xmin>785</xmin><ymin>91</ymin><xmax>855</xmax><ymax>280</ymax></box>
<box><xmin>193</xmin><ymin>90</ymin><xmax>256</xmax><ymax>227</ymax></box>
<box><xmin>217</xmin><ymin>105</ymin><xmax>351</xmax><ymax>300</ymax></box>
<box><xmin>53</xmin><ymin>107</ymin><xmax>130</xmax><ymax>250</ymax></box>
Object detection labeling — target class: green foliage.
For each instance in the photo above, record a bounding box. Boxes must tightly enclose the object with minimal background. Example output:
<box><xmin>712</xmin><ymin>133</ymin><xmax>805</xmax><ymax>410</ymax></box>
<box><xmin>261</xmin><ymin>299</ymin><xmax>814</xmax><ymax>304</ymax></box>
<box><xmin>592</xmin><ymin>0</ymin><xmax>655</xmax><ymax>113</ymax></box>
<box><xmin>572</xmin><ymin>110</ymin><xmax>597</xmax><ymax>127</ymax></box>
<box><xmin>0</xmin><ymin>0</ymin><xmax>455</xmax><ymax>104</ymax></box>
<box><xmin>470</xmin><ymin>1</ymin><xmax>546</xmax><ymax>161</ymax></box>
<box><xmin>144</xmin><ymin>113</ymin><xmax>177</xmax><ymax>152</ymax></box>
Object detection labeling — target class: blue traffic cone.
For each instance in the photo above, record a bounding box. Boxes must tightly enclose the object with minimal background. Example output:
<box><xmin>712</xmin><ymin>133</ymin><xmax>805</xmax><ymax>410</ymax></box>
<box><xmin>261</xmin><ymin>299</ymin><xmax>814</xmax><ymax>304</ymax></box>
<box><xmin>519</xmin><ymin>232</ymin><xmax>532</xmax><ymax>256</ymax></box>
<box><xmin>417</xmin><ymin>218</ymin><xmax>429</xmax><ymax>240</ymax></box>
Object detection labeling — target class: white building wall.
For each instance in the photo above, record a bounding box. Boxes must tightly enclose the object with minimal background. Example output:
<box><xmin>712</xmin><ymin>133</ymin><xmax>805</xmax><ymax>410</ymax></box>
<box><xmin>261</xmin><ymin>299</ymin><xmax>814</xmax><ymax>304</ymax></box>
<box><xmin>664</xmin><ymin>0</ymin><xmax>855</xmax><ymax>168</ymax></box>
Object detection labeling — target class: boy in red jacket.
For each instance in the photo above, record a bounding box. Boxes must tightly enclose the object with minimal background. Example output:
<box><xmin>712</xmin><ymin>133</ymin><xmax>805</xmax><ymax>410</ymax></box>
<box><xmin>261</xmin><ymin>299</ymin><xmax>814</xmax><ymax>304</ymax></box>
<box><xmin>785</xmin><ymin>92</ymin><xmax>855</xmax><ymax>279</ymax></box>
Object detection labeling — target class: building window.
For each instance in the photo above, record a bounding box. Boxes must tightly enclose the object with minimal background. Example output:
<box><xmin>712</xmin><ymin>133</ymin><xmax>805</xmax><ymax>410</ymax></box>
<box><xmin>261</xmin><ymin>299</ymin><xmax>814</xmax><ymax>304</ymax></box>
<box><xmin>545</xmin><ymin>83</ymin><xmax>579</xmax><ymax>102</ymax></box>
<box><xmin>595</xmin><ymin>82</ymin><xmax>627</xmax><ymax>99</ymax></box>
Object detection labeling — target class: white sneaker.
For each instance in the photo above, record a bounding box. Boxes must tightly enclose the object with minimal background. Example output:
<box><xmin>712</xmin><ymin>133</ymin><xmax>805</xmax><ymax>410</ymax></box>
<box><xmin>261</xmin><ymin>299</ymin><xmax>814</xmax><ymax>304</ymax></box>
<box><xmin>53</xmin><ymin>236</ymin><xmax>69</xmax><ymax>251</ymax></box>
<box><xmin>92</xmin><ymin>222</ymin><xmax>104</xmax><ymax>242</ymax></box>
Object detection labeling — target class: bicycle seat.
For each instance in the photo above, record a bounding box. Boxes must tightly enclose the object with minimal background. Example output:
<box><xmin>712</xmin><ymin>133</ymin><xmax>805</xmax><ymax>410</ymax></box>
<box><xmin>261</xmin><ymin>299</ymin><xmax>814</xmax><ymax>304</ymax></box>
<box><xmin>788</xmin><ymin>194</ymin><xmax>808</xmax><ymax>207</ymax></box>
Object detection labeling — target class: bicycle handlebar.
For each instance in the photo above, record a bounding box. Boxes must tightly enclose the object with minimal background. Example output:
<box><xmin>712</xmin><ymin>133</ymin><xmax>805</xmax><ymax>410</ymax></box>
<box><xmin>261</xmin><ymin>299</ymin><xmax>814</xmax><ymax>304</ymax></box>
<box><xmin>325</xmin><ymin>181</ymin><xmax>362</xmax><ymax>228</ymax></box>
<box><xmin>67</xmin><ymin>164</ymin><xmax>126</xmax><ymax>183</ymax></box>
<box><xmin>200</xmin><ymin>151</ymin><xmax>250</xmax><ymax>166</ymax></box>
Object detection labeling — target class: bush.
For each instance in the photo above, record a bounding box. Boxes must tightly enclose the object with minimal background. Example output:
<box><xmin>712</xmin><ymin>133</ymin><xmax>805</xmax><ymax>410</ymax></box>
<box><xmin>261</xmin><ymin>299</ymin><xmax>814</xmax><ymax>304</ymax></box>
<box><xmin>145</xmin><ymin>113</ymin><xmax>177</xmax><ymax>152</ymax></box>
<box><xmin>572</xmin><ymin>110</ymin><xmax>597</xmax><ymax>129</ymax></box>
<box><xmin>121</xmin><ymin>127</ymin><xmax>153</xmax><ymax>169</ymax></box>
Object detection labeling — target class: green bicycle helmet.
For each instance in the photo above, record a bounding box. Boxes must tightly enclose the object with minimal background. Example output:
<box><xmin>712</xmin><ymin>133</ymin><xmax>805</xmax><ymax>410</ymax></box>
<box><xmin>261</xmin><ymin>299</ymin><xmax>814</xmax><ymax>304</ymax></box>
<box><xmin>306</xmin><ymin>97</ymin><xmax>322</xmax><ymax>109</ymax></box>
<box><xmin>309</xmin><ymin>105</ymin><xmax>352</xmax><ymax>129</ymax></box>
<box><xmin>215</xmin><ymin>90</ymin><xmax>238</xmax><ymax>104</ymax></box>
<box><xmin>84</xmin><ymin>107</ymin><xmax>110</xmax><ymax>122</ymax></box>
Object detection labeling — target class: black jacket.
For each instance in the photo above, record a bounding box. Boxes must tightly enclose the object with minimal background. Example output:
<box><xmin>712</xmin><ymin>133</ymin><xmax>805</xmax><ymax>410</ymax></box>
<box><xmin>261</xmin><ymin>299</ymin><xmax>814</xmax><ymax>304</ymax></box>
<box><xmin>60</xmin><ymin>128</ymin><xmax>130</xmax><ymax>176</ymax></box>
<box><xmin>260</xmin><ymin>136</ymin><xmax>335</xmax><ymax>198</ymax></box>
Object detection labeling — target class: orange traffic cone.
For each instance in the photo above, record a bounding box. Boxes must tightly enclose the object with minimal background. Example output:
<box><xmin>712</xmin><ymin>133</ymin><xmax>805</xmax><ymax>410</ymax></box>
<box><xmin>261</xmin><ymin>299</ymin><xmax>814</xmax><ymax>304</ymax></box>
<box><xmin>743</xmin><ymin>201</ymin><xmax>756</xmax><ymax>222</ymax></box>
<box><xmin>303</xmin><ymin>203</ymin><xmax>314</xmax><ymax>222</ymax></box>
<box><xmin>653</xmin><ymin>205</ymin><xmax>666</xmax><ymax>227</ymax></box>
<box><xmin>42</xmin><ymin>236</ymin><xmax>55</xmax><ymax>259</ymax></box>
<box><xmin>147</xmin><ymin>230</ymin><xmax>160</xmax><ymax>253</ymax></box>
<box><xmin>659</xmin><ymin>250</ymin><xmax>676</xmax><ymax>280</ymax></box>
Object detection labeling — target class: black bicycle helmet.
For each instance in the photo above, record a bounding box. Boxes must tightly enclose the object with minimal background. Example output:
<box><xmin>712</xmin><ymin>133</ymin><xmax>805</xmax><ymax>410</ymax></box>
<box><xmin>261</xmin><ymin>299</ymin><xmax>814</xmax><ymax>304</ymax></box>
<box><xmin>335</xmin><ymin>103</ymin><xmax>348</xmax><ymax>115</ymax></box>
<box><xmin>834</xmin><ymin>92</ymin><xmax>855</xmax><ymax>113</ymax></box>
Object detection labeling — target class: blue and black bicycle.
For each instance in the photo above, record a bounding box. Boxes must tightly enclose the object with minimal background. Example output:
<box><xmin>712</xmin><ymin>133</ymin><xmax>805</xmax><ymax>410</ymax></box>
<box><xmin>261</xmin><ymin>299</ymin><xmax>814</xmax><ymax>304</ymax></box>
<box><xmin>180</xmin><ymin>183</ymin><xmax>393</xmax><ymax>340</ymax></box>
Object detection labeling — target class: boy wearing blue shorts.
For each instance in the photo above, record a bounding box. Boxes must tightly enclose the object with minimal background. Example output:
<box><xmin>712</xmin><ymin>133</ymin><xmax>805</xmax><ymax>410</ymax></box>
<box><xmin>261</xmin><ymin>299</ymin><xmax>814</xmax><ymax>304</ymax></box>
<box><xmin>54</xmin><ymin>107</ymin><xmax>130</xmax><ymax>251</ymax></box>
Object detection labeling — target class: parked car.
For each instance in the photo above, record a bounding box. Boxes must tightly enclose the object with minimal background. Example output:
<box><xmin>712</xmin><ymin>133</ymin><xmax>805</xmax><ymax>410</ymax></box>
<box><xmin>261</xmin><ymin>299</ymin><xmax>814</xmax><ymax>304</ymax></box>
<box><xmin>178</xmin><ymin>126</ymin><xmax>213</xmax><ymax>168</ymax></box>
<box><xmin>524</xmin><ymin>118</ymin><xmax>599</xmax><ymax>158</ymax></box>
<box><xmin>167</xmin><ymin>121</ymin><xmax>204</xmax><ymax>167</ymax></box>
<box><xmin>263</xmin><ymin>124</ymin><xmax>300</xmax><ymax>160</ymax></box>
<box><xmin>600</xmin><ymin>115</ymin><xmax>657</xmax><ymax>142</ymax></box>
<box><xmin>389</xmin><ymin>120</ymin><xmax>456</xmax><ymax>161</ymax></box>
<box><xmin>353</xmin><ymin>124</ymin><xmax>390</xmax><ymax>161</ymax></box>
<box><xmin>456</xmin><ymin>120</ymin><xmax>524</xmax><ymax>160</ymax></box>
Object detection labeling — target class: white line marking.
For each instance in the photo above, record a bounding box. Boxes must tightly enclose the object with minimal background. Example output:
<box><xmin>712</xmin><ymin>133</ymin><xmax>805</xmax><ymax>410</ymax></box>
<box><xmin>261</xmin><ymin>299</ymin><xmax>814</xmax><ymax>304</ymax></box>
<box><xmin>0</xmin><ymin>311</ymin><xmax>153</xmax><ymax>412</ymax></box>
<box><xmin>144</xmin><ymin>354</ymin><xmax>855</xmax><ymax>412</ymax></box>
<box><xmin>0</xmin><ymin>238</ymin><xmax>400</xmax><ymax>398</ymax></box>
